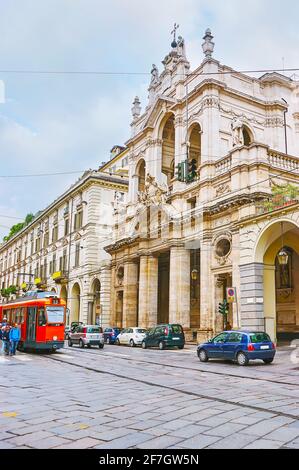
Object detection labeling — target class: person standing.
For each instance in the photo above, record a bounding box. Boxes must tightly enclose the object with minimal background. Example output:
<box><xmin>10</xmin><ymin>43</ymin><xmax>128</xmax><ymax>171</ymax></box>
<box><xmin>9</xmin><ymin>323</ymin><xmax>20</xmax><ymax>356</ymax></box>
<box><xmin>1</xmin><ymin>318</ymin><xmax>7</xmax><ymax>354</ymax></box>
<box><xmin>2</xmin><ymin>325</ymin><xmax>11</xmax><ymax>356</ymax></box>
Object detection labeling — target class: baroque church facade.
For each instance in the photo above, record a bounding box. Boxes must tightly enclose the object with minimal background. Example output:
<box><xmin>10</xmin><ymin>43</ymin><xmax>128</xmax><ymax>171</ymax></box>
<box><xmin>105</xmin><ymin>29</ymin><xmax>299</xmax><ymax>342</ymax></box>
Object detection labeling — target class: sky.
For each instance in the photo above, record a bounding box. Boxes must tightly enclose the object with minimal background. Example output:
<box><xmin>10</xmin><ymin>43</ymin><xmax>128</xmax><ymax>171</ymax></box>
<box><xmin>0</xmin><ymin>0</ymin><xmax>299</xmax><ymax>238</ymax></box>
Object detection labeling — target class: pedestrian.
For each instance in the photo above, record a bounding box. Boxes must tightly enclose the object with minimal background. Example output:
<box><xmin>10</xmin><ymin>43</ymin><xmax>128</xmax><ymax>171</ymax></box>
<box><xmin>2</xmin><ymin>324</ymin><xmax>11</xmax><ymax>356</ymax></box>
<box><xmin>9</xmin><ymin>323</ymin><xmax>20</xmax><ymax>356</ymax></box>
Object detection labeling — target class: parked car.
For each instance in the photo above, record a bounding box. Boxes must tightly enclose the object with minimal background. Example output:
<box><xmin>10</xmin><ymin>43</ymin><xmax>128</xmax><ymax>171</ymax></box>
<box><xmin>141</xmin><ymin>324</ymin><xmax>185</xmax><ymax>350</ymax></box>
<box><xmin>116</xmin><ymin>327</ymin><xmax>147</xmax><ymax>347</ymax></box>
<box><xmin>68</xmin><ymin>324</ymin><xmax>104</xmax><ymax>349</ymax></box>
<box><xmin>103</xmin><ymin>327</ymin><xmax>122</xmax><ymax>344</ymax></box>
<box><xmin>197</xmin><ymin>330</ymin><xmax>276</xmax><ymax>366</ymax></box>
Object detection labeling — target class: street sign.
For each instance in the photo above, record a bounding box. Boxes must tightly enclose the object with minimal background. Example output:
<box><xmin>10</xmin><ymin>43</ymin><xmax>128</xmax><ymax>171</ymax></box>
<box><xmin>226</xmin><ymin>287</ymin><xmax>236</xmax><ymax>303</ymax></box>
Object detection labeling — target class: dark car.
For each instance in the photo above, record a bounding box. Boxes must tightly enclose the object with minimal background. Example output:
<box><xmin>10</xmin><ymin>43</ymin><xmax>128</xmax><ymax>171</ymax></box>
<box><xmin>197</xmin><ymin>330</ymin><xmax>276</xmax><ymax>366</ymax></box>
<box><xmin>103</xmin><ymin>327</ymin><xmax>122</xmax><ymax>344</ymax></box>
<box><xmin>142</xmin><ymin>324</ymin><xmax>185</xmax><ymax>350</ymax></box>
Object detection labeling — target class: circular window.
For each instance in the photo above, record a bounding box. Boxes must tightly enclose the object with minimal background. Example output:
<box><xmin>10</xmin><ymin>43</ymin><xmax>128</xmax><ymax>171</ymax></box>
<box><xmin>215</xmin><ymin>239</ymin><xmax>231</xmax><ymax>258</ymax></box>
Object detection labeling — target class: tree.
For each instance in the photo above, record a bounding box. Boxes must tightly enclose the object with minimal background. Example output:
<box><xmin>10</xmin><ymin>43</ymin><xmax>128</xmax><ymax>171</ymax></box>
<box><xmin>3</xmin><ymin>213</ymin><xmax>35</xmax><ymax>242</ymax></box>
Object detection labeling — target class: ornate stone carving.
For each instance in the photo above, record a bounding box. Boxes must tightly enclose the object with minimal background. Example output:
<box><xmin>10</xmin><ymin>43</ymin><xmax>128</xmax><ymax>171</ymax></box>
<box><xmin>213</xmin><ymin>232</ymin><xmax>232</xmax><ymax>265</ymax></box>
<box><xmin>215</xmin><ymin>183</ymin><xmax>231</xmax><ymax>196</ymax></box>
<box><xmin>137</xmin><ymin>174</ymin><xmax>168</xmax><ymax>207</ymax></box>
<box><xmin>150</xmin><ymin>64</ymin><xmax>159</xmax><ymax>86</ymax></box>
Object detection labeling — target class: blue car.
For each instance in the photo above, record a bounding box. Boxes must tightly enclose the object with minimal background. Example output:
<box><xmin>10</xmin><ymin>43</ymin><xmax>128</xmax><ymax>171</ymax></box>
<box><xmin>197</xmin><ymin>331</ymin><xmax>276</xmax><ymax>366</ymax></box>
<box><xmin>103</xmin><ymin>327</ymin><xmax>121</xmax><ymax>344</ymax></box>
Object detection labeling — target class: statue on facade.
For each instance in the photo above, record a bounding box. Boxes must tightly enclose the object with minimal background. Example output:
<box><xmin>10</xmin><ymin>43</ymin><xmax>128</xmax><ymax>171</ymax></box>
<box><xmin>231</xmin><ymin>117</ymin><xmax>244</xmax><ymax>146</ymax></box>
<box><xmin>177</xmin><ymin>36</ymin><xmax>186</xmax><ymax>58</ymax></box>
<box><xmin>150</xmin><ymin>64</ymin><xmax>159</xmax><ymax>86</ymax></box>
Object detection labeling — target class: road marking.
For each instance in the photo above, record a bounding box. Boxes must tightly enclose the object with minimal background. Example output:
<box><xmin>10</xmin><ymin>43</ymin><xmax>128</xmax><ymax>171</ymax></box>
<box><xmin>2</xmin><ymin>411</ymin><xmax>18</xmax><ymax>417</ymax></box>
<box><xmin>58</xmin><ymin>354</ymin><xmax>75</xmax><ymax>359</ymax></box>
<box><xmin>102</xmin><ymin>352</ymin><xmax>130</xmax><ymax>358</ymax></box>
<box><xmin>0</xmin><ymin>357</ymin><xmax>9</xmax><ymax>363</ymax></box>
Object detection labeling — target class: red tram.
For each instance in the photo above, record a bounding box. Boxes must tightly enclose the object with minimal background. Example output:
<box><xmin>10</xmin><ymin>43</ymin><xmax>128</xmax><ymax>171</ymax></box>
<box><xmin>0</xmin><ymin>291</ymin><xmax>66</xmax><ymax>352</ymax></box>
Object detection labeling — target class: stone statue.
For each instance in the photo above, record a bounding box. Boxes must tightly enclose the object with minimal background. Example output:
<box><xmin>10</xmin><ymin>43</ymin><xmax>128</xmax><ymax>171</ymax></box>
<box><xmin>150</xmin><ymin>64</ymin><xmax>159</xmax><ymax>86</ymax></box>
<box><xmin>231</xmin><ymin>117</ymin><xmax>244</xmax><ymax>146</ymax></box>
<box><xmin>177</xmin><ymin>36</ymin><xmax>186</xmax><ymax>58</ymax></box>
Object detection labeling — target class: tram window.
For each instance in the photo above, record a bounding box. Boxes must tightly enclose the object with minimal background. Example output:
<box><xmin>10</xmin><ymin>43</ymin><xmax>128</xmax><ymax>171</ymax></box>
<box><xmin>38</xmin><ymin>309</ymin><xmax>47</xmax><ymax>326</ymax></box>
<box><xmin>19</xmin><ymin>308</ymin><xmax>25</xmax><ymax>324</ymax></box>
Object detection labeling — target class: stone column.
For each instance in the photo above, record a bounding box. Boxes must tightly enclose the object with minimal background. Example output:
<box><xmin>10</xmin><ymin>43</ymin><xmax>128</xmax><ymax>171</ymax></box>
<box><xmin>263</xmin><ymin>264</ymin><xmax>276</xmax><ymax>341</ymax></box>
<box><xmin>169</xmin><ymin>246</ymin><xmax>190</xmax><ymax>328</ymax></box>
<box><xmin>239</xmin><ymin>262</ymin><xmax>264</xmax><ymax>331</ymax></box>
<box><xmin>110</xmin><ymin>264</ymin><xmax>117</xmax><ymax>326</ymax></box>
<box><xmin>100</xmin><ymin>265</ymin><xmax>111</xmax><ymax>329</ymax></box>
<box><xmin>138</xmin><ymin>255</ymin><xmax>158</xmax><ymax>328</ymax></box>
<box><xmin>198</xmin><ymin>240</ymin><xmax>213</xmax><ymax>341</ymax></box>
<box><xmin>123</xmin><ymin>261</ymin><xmax>138</xmax><ymax>327</ymax></box>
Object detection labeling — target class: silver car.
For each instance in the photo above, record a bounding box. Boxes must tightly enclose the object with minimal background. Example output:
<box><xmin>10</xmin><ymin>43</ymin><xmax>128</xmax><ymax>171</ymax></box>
<box><xmin>68</xmin><ymin>324</ymin><xmax>104</xmax><ymax>349</ymax></box>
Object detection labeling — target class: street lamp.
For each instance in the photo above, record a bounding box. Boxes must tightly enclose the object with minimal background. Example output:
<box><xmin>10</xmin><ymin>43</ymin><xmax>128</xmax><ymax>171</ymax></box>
<box><xmin>277</xmin><ymin>222</ymin><xmax>289</xmax><ymax>265</ymax></box>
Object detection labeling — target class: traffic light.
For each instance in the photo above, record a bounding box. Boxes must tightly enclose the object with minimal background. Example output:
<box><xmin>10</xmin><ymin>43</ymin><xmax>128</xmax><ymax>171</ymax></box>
<box><xmin>175</xmin><ymin>161</ymin><xmax>186</xmax><ymax>182</ymax></box>
<box><xmin>218</xmin><ymin>299</ymin><xmax>229</xmax><ymax>316</ymax></box>
<box><xmin>186</xmin><ymin>158</ymin><xmax>197</xmax><ymax>182</ymax></box>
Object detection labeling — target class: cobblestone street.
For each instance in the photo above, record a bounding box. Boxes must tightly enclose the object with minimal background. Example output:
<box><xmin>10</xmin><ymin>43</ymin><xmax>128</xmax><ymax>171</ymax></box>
<box><xmin>0</xmin><ymin>344</ymin><xmax>298</xmax><ymax>449</ymax></box>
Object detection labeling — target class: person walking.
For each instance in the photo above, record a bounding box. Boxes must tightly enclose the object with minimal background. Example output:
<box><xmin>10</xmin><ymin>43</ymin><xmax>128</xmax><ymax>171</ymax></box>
<box><xmin>9</xmin><ymin>324</ymin><xmax>20</xmax><ymax>356</ymax></box>
<box><xmin>2</xmin><ymin>325</ymin><xmax>11</xmax><ymax>356</ymax></box>
<box><xmin>1</xmin><ymin>318</ymin><xmax>7</xmax><ymax>354</ymax></box>
<box><xmin>0</xmin><ymin>323</ymin><xmax>2</xmax><ymax>354</ymax></box>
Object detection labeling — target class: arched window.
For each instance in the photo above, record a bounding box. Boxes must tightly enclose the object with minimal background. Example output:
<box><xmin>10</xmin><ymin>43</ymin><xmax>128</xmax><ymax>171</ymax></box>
<box><xmin>242</xmin><ymin>126</ymin><xmax>252</xmax><ymax>147</ymax></box>
<box><xmin>189</xmin><ymin>123</ymin><xmax>201</xmax><ymax>168</ymax></box>
<box><xmin>162</xmin><ymin>115</ymin><xmax>175</xmax><ymax>185</ymax></box>
<box><xmin>137</xmin><ymin>159</ymin><xmax>145</xmax><ymax>192</ymax></box>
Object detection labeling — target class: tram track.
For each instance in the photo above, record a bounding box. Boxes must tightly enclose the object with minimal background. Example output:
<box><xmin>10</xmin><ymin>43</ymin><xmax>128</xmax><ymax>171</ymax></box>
<box><xmin>44</xmin><ymin>349</ymin><xmax>299</xmax><ymax>421</ymax></box>
<box><xmin>58</xmin><ymin>344</ymin><xmax>299</xmax><ymax>388</ymax></box>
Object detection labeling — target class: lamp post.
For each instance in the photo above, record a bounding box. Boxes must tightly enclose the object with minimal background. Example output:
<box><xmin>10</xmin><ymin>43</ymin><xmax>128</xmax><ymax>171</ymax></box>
<box><xmin>281</xmin><ymin>98</ymin><xmax>288</xmax><ymax>155</ymax></box>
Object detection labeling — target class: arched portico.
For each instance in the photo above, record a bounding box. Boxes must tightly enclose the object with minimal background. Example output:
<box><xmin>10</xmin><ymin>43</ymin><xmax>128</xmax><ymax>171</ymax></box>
<box><xmin>89</xmin><ymin>278</ymin><xmax>101</xmax><ymax>325</ymax></box>
<box><xmin>70</xmin><ymin>282</ymin><xmax>81</xmax><ymax>324</ymax></box>
<box><xmin>242</xmin><ymin>219</ymin><xmax>299</xmax><ymax>341</ymax></box>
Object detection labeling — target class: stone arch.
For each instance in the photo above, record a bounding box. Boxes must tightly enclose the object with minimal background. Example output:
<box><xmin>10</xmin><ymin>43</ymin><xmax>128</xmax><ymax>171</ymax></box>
<box><xmin>89</xmin><ymin>277</ymin><xmax>101</xmax><ymax>325</ymax></box>
<box><xmin>70</xmin><ymin>282</ymin><xmax>81</xmax><ymax>324</ymax></box>
<box><xmin>60</xmin><ymin>285</ymin><xmax>67</xmax><ymax>302</ymax></box>
<box><xmin>242</xmin><ymin>124</ymin><xmax>254</xmax><ymax>146</ymax></box>
<box><xmin>253</xmin><ymin>218</ymin><xmax>299</xmax><ymax>341</ymax></box>
<box><xmin>136</xmin><ymin>158</ymin><xmax>146</xmax><ymax>192</ymax></box>
<box><xmin>188</xmin><ymin>122</ymin><xmax>202</xmax><ymax>169</ymax></box>
<box><xmin>160</xmin><ymin>113</ymin><xmax>175</xmax><ymax>185</ymax></box>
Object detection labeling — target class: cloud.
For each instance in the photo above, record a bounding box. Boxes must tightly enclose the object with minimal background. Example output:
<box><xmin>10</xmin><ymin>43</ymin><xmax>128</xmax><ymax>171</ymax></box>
<box><xmin>0</xmin><ymin>0</ymin><xmax>298</xmax><ymax>239</ymax></box>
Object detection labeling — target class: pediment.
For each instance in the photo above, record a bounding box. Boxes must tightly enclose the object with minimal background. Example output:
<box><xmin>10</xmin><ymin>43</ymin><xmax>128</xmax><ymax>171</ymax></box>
<box><xmin>74</xmin><ymin>232</ymin><xmax>82</xmax><ymax>241</ymax></box>
<box><xmin>143</xmin><ymin>96</ymin><xmax>176</xmax><ymax>129</ymax></box>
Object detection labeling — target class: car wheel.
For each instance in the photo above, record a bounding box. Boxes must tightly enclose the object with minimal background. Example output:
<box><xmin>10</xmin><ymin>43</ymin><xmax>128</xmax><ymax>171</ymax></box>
<box><xmin>68</xmin><ymin>339</ymin><xmax>73</xmax><ymax>347</ymax></box>
<box><xmin>198</xmin><ymin>348</ymin><xmax>208</xmax><ymax>362</ymax></box>
<box><xmin>159</xmin><ymin>341</ymin><xmax>165</xmax><ymax>350</ymax></box>
<box><xmin>130</xmin><ymin>339</ymin><xmax>135</xmax><ymax>347</ymax></box>
<box><xmin>115</xmin><ymin>338</ymin><xmax>120</xmax><ymax>345</ymax></box>
<box><xmin>99</xmin><ymin>344</ymin><xmax>104</xmax><ymax>349</ymax></box>
<box><xmin>141</xmin><ymin>341</ymin><xmax>146</xmax><ymax>349</ymax></box>
<box><xmin>87</xmin><ymin>344</ymin><xmax>91</xmax><ymax>348</ymax></box>
<box><xmin>79</xmin><ymin>339</ymin><xmax>85</xmax><ymax>349</ymax></box>
<box><xmin>178</xmin><ymin>345</ymin><xmax>184</xmax><ymax>350</ymax></box>
<box><xmin>237</xmin><ymin>351</ymin><xmax>249</xmax><ymax>366</ymax></box>
<box><xmin>263</xmin><ymin>358</ymin><xmax>274</xmax><ymax>364</ymax></box>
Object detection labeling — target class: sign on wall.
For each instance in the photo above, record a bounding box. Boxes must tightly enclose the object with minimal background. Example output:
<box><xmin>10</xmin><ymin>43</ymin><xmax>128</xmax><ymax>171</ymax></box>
<box><xmin>226</xmin><ymin>287</ymin><xmax>236</xmax><ymax>303</ymax></box>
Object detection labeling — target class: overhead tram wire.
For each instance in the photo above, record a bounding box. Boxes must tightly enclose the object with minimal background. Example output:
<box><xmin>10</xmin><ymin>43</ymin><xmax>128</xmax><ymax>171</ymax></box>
<box><xmin>0</xmin><ymin>67</ymin><xmax>299</xmax><ymax>77</ymax></box>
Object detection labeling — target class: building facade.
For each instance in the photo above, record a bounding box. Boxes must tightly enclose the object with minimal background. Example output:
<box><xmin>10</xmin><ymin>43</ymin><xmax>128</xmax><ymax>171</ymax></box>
<box><xmin>105</xmin><ymin>30</ymin><xmax>299</xmax><ymax>342</ymax></box>
<box><xmin>0</xmin><ymin>166</ymin><xmax>128</xmax><ymax>327</ymax></box>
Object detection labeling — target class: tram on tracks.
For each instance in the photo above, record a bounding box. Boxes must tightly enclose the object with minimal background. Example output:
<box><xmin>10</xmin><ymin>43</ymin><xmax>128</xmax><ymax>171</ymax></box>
<box><xmin>0</xmin><ymin>291</ymin><xmax>66</xmax><ymax>352</ymax></box>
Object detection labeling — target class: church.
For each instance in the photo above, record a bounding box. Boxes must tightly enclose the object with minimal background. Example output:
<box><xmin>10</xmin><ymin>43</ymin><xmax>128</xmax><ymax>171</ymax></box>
<box><xmin>105</xmin><ymin>28</ymin><xmax>299</xmax><ymax>342</ymax></box>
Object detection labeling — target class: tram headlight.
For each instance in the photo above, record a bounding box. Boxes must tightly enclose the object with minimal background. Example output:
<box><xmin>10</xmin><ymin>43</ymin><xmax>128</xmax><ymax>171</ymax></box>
<box><xmin>53</xmin><ymin>336</ymin><xmax>58</xmax><ymax>341</ymax></box>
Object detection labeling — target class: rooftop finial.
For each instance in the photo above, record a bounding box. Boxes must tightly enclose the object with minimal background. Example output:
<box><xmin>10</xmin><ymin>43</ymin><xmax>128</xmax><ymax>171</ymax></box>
<box><xmin>171</xmin><ymin>22</ymin><xmax>179</xmax><ymax>48</ymax></box>
<box><xmin>131</xmin><ymin>96</ymin><xmax>141</xmax><ymax>121</ymax></box>
<box><xmin>202</xmin><ymin>28</ymin><xmax>214</xmax><ymax>59</ymax></box>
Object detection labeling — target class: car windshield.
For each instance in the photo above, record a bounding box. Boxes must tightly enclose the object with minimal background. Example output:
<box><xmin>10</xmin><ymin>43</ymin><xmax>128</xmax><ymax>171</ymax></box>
<box><xmin>171</xmin><ymin>325</ymin><xmax>183</xmax><ymax>334</ymax></box>
<box><xmin>249</xmin><ymin>333</ymin><xmax>271</xmax><ymax>343</ymax></box>
<box><xmin>136</xmin><ymin>329</ymin><xmax>146</xmax><ymax>334</ymax></box>
<box><xmin>87</xmin><ymin>327</ymin><xmax>101</xmax><ymax>333</ymax></box>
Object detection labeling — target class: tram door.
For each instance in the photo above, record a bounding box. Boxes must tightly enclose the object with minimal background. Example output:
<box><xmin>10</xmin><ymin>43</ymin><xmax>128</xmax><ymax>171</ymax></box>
<box><xmin>27</xmin><ymin>307</ymin><xmax>37</xmax><ymax>342</ymax></box>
